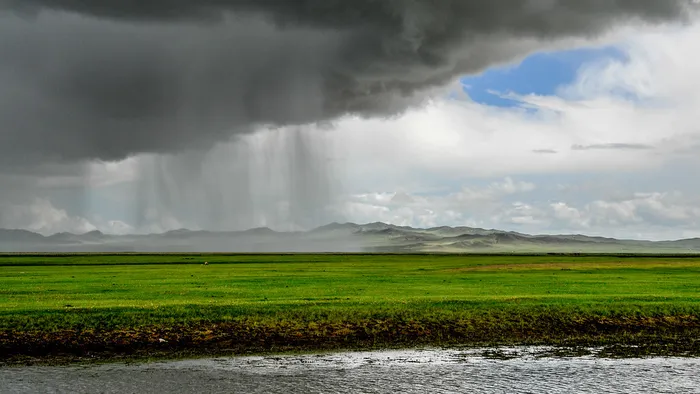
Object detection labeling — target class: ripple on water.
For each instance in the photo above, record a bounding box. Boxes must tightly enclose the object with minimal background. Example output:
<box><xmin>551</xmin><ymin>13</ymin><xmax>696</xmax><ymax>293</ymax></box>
<box><xmin>1</xmin><ymin>347</ymin><xmax>699</xmax><ymax>394</ymax></box>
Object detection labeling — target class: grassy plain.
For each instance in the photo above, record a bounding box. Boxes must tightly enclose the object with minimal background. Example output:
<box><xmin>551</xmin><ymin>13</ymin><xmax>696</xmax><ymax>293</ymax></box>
<box><xmin>1</xmin><ymin>253</ymin><xmax>700</xmax><ymax>363</ymax></box>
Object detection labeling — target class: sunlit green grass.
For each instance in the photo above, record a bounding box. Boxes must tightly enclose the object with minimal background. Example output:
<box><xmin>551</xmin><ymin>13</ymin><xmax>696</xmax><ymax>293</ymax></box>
<box><xmin>1</xmin><ymin>254</ymin><xmax>699</xmax><ymax>332</ymax></box>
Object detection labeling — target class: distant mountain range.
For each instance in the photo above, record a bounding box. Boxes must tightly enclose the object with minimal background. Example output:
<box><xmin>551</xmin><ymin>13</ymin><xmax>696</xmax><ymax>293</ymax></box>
<box><xmin>1</xmin><ymin>222</ymin><xmax>699</xmax><ymax>253</ymax></box>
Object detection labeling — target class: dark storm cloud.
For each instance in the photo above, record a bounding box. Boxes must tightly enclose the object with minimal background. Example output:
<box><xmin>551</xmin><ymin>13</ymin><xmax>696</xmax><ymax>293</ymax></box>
<box><xmin>5</xmin><ymin>0</ymin><xmax>691</xmax><ymax>28</ymax></box>
<box><xmin>0</xmin><ymin>0</ymin><xmax>694</xmax><ymax>165</ymax></box>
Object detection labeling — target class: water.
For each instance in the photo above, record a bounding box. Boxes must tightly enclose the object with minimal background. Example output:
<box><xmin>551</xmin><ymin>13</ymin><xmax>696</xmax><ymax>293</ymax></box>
<box><xmin>2</xmin><ymin>348</ymin><xmax>699</xmax><ymax>393</ymax></box>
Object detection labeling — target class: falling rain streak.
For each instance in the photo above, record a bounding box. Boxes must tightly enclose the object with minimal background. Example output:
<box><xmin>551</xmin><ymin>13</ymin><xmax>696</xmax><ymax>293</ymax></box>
<box><xmin>130</xmin><ymin>127</ymin><xmax>339</xmax><ymax>233</ymax></box>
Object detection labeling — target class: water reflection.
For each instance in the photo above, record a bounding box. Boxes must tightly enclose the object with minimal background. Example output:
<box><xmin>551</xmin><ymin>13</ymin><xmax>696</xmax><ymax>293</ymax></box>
<box><xmin>2</xmin><ymin>348</ymin><xmax>699</xmax><ymax>393</ymax></box>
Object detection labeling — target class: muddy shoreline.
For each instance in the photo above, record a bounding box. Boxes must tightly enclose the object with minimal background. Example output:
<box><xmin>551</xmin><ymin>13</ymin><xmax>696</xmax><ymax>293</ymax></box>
<box><xmin>3</xmin><ymin>316</ymin><xmax>700</xmax><ymax>366</ymax></box>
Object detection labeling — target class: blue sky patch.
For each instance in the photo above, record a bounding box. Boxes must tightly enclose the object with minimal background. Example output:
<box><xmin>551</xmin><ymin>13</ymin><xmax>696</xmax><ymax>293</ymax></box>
<box><xmin>461</xmin><ymin>45</ymin><xmax>627</xmax><ymax>107</ymax></box>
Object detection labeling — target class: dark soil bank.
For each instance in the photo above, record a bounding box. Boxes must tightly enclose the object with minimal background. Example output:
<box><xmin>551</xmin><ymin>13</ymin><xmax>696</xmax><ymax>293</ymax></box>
<box><xmin>3</xmin><ymin>315</ymin><xmax>700</xmax><ymax>365</ymax></box>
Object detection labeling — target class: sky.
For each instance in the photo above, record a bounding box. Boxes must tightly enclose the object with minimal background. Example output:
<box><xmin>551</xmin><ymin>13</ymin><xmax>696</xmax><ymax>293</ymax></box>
<box><xmin>1</xmin><ymin>1</ymin><xmax>699</xmax><ymax>240</ymax></box>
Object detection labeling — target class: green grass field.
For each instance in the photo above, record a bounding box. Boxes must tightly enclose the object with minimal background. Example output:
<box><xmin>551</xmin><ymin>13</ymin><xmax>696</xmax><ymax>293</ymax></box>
<box><xmin>2</xmin><ymin>254</ymin><xmax>700</xmax><ymax>362</ymax></box>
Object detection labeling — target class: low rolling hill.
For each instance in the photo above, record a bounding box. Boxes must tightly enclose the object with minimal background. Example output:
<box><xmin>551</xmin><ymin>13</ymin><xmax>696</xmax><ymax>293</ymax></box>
<box><xmin>1</xmin><ymin>222</ymin><xmax>699</xmax><ymax>253</ymax></box>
